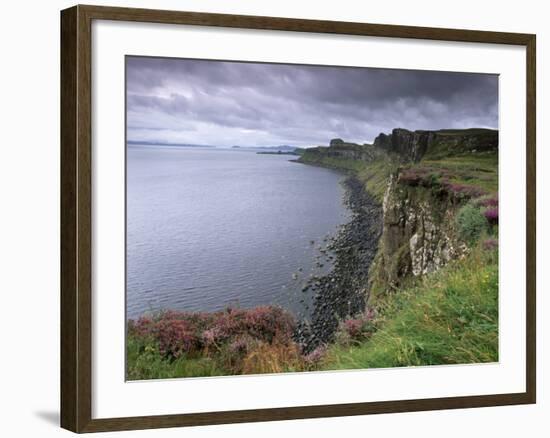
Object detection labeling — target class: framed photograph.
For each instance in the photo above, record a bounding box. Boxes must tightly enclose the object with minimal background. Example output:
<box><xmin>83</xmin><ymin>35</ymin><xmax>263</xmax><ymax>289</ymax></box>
<box><xmin>60</xmin><ymin>4</ymin><xmax>536</xmax><ymax>433</ymax></box>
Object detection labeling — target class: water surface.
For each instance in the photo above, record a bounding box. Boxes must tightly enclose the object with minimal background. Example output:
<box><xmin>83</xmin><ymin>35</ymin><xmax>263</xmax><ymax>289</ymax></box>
<box><xmin>127</xmin><ymin>146</ymin><xmax>349</xmax><ymax>320</ymax></box>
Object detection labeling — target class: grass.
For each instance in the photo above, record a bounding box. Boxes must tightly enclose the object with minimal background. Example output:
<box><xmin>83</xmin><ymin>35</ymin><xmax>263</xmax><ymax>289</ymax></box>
<box><xmin>299</xmin><ymin>150</ymin><xmax>396</xmax><ymax>202</ymax></box>
<box><xmin>127</xmin><ymin>336</ymin><xmax>228</xmax><ymax>379</ymax></box>
<box><xmin>419</xmin><ymin>153</ymin><xmax>498</xmax><ymax>193</ymax></box>
<box><xmin>126</xmin><ymin>335</ymin><xmax>309</xmax><ymax>379</ymax></box>
<box><xmin>298</xmin><ymin>153</ymin><xmax>367</xmax><ymax>172</ymax></box>
<box><xmin>357</xmin><ymin>158</ymin><xmax>397</xmax><ymax>202</ymax></box>
<box><xmin>320</xmin><ymin>243</ymin><xmax>498</xmax><ymax>369</ymax></box>
<box><xmin>435</xmin><ymin>128</ymin><xmax>497</xmax><ymax>135</ymax></box>
<box><xmin>422</xmin><ymin>129</ymin><xmax>498</xmax><ymax>160</ymax></box>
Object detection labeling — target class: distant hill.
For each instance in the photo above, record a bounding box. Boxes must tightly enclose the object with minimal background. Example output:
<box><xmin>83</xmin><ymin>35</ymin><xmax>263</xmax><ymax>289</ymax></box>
<box><xmin>128</xmin><ymin>140</ymin><xmax>214</xmax><ymax>148</ymax></box>
<box><xmin>231</xmin><ymin>145</ymin><xmax>297</xmax><ymax>152</ymax></box>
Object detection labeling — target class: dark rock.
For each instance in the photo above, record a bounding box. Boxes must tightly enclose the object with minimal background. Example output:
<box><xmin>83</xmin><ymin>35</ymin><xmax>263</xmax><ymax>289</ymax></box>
<box><xmin>295</xmin><ymin>176</ymin><xmax>383</xmax><ymax>352</ymax></box>
<box><xmin>372</xmin><ymin>128</ymin><xmax>498</xmax><ymax>163</ymax></box>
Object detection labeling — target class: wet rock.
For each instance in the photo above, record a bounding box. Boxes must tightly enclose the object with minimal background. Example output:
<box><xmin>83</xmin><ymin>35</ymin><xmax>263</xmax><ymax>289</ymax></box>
<box><xmin>295</xmin><ymin>176</ymin><xmax>383</xmax><ymax>352</ymax></box>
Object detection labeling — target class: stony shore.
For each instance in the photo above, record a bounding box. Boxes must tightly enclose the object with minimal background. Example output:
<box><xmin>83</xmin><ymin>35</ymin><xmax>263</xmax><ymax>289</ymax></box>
<box><xmin>295</xmin><ymin>175</ymin><xmax>383</xmax><ymax>352</ymax></box>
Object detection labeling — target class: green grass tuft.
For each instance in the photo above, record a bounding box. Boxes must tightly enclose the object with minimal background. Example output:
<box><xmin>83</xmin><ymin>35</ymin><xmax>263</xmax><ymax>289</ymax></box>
<box><xmin>126</xmin><ymin>336</ymin><xmax>228</xmax><ymax>380</ymax></box>
<box><xmin>321</xmin><ymin>244</ymin><xmax>498</xmax><ymax>369</ymax></box>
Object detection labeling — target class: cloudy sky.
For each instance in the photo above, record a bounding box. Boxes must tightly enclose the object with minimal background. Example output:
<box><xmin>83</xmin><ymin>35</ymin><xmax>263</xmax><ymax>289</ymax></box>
<box><xmin>126</xmin><ymin>56</ymin><xmax>498</xmax><ymax>148</ymax></box>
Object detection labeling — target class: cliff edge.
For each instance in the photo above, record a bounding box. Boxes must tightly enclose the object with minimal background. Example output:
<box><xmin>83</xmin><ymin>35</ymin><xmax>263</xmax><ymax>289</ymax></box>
<box><xmin>297</xmin><ymin>128</ymin><xmax>498</xmax><ymax>302</ymax></box>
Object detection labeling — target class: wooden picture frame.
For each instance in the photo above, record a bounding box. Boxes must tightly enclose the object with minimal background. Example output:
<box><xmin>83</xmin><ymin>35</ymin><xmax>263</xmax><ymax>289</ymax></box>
<box><xmin>61</xmin><ymin>4</ymin><xmax>536</xmax><ymax>433</ymax></box>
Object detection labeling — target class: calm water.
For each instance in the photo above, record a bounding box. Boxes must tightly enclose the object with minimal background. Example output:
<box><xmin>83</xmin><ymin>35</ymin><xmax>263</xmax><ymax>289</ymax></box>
<box><xmin>126</xmin><ymin>146</ymin><xmax>349</xmax><ymax>320</ymax></box>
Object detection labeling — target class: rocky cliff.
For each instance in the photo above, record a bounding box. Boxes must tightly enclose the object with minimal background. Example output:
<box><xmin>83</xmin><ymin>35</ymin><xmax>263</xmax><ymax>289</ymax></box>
<box><xmin>298</xmin><ymin>128</ymin><xmax>498</xmax><ymax>303</ymax></box>
<box><xmin>373</xmin><ymin>128</ymin><xmax>498</xmax><ymax>162</ymax></box>
<box><xmin>369</xmin><ymin>173</ymin><xmax>469</xmax><ymax>296</ymax></box>
<box><xmin>303</xmin><ymin>142</ymin><xmax>381</xmax><ymax>162</ymax></box>
<box><xmin>301</xmin><ymin>128</ymin><xmax>497</xmax><ymax>167</ymax></box>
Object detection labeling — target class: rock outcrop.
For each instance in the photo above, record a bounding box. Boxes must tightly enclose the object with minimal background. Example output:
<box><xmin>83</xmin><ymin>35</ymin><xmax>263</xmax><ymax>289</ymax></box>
<box><xmin>373</xmin><ymin>128</ymin><xmax>498</xmax><ymax>162</ymax></box>
<box><xmin>301</xmin><ymin>128</ymin><xmax>498</xmax><ymax>167</ymax></box>
<box><xmin>373</xmin><ymin>129</ymin><xmax>435</xmax><ymax>162</ymax></box>
<box><xmin>301</xmin><ymin>139</ymin><xmax>381</xmax><ymax>162</ymax></box>
<box><xmin>371</xmin><ymin>174</ymin><xmax>468</xmax><ymax>294</ymax></box>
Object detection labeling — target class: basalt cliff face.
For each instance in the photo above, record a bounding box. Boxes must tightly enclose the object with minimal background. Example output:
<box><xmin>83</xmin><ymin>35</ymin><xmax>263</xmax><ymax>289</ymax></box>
<box><xmin>372</xmin><ymin>129</ymin><xmax>434</xmax><ymax>162</ymax></box>
<box><xmin>302</xmin><ymin>141</ymin><xmax>380</xmax><ymax>162</ymax></box>
<box><xmin>301</xmin><ymin>128</ymin><xmax>497</xmax><ymax>164</ymax></box>
<box><xmin>373</xmin><ymin>128</ymin><xmax>498</xmax><ymax>162</ymax></box>
<box><xmin>371</xmin><ymin>173</ymin><xmax>468</xmax><ymax>295</ymax></box>
<box><xmin>298</xmin><ymin>127</ymin><xmax>498</xmax><ymax>302</ymax></box>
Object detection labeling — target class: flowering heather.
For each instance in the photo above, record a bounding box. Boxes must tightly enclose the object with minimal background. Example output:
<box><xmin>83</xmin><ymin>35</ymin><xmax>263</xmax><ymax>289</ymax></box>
<box><xmin>228</xmin><ymin>335</ymin><xmax>255</xmax><ymax>356</ymax></box>
<box><xmin>482</xmin><ymin>238</ymin><xmax>498</xmax><ymax>251</ymax></box>
<box><xmin>476</xmin><ymin>196</ymin><xmax>498</xmax><ymax>208</ymax></box>
<box><xmin>242</xmin><ymin>305</ymin><xmax>295</xmax><ymax>343</ymax></box>
<box><xmin>202</xmin><ymin>326</ymin><xmax>224</xmax><ymax>348</ymax></box>
<box><xmin>484</xmin><ymin>208</ymin><xmax>499</xmax><ymax>225</ymax></box>
<box><xmin>398</xmin><ymin>168</ymin><xmax>441</xmax><ymax>188</ymax></box>
<box><xmin>398</xmin><ymin>167</ymin><xmax>488</xmax><ymax>201</ymax></box>
<box><xmin>159</xmin><ymin>319</ymin><xmax>201</xmax><ymax>358</ymax></box>
<box><xmin>128</xmin><ymin>305</ymin><xmax>296</xmax><ymax>360</ymax></box>
<box><xmin>337</xmin><ymin>309</ymin><xmax>376</xmax><ymax>343</ymax></box>
<box><xmin>344</xmin><ymin>319</ymin><xmax>364</xmax><ymax>338</ymax></box>
<box><xmin>398</xmin><ymin>168</ymin><xmax>429</xmax><ymax>186</ymax></box>
<box><xmin>303</xmin><ymin>345</ymin><xmax>327</xmax><ymax>366</ymax></box>
<box><xmin>445</xmin><ymin>183</ymin><xmax>486</xmax><ymax>199</ymax></box>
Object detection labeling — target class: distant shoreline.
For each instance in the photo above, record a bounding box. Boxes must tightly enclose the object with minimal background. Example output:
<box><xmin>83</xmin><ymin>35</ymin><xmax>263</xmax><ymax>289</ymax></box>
<box><xmin>256</xmin><ymin>151</ymin><xmax>299</xmax><ymax>156</ymax></box>
<box><xmin>127</xmin><ymin>141</ymin><xmax>214</xmax><ymax>148</ymax></box>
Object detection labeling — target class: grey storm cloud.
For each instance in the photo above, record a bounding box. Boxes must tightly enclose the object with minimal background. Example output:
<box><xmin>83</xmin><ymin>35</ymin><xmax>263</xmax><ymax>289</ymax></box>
<box><xmin>126</xmin><ymin>56</ymin><xmax>498</xmax><ymax>147</ymax></box>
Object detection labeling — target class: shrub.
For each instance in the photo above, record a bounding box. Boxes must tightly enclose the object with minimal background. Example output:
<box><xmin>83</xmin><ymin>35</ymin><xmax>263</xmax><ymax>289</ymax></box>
<box><xmin>484</xmin><ymin>208</ymin><xmax>499</xmax><ymax>225</ymax></box>
<box><xmin>446</xmin><ymin>183</ymin><xmax>486</xmax><ymax>199</ymax></box>
<box><xmin>303</xmin><ymin>345</ymin><xmax>327</xmax><ymax>366</ymax></box>
<box><xmin>398</xmin><ymin>168</ymin><xmax>425</xmax><ymax>186</ymax></box>
<box><xmin>157</xmin><ymin>319</ymin><xmax>201</xmax><ymax>358</ymax></box>
<box><xmin>128</xmin><ymin>305</ymin><xmax>297</xmax><ymax>363</ymax></box>
<box><xmin>398</xmin><ymin>168</ymin><xmax>441</xmax><ymax>188</ymax></box>
<box><xmin>476</xmin><ymin>196</ymin><xmax>498</xmax><ymax>208</ymax></box>
<box><xmin>335</xmin><ymin>309</ymin><xmax>376</xmax><ymax>345</ymax></box>
<box><xmin>482</xmin><ymin>238</ymin><xmax>498</xmax><ymax>251</ymax></box>
<box><xmin>456</xmin><ymin>203</ymin><xmax>488</xmax><ymax>243</ymax></box>
<box><xmin>228</xmin><ymin>335</ymin><xmax>255</xmax><ymax>356</ymax></box>
<box><xmin>398</xmin><ymin>167</ymin><xmax>487</xmax><ymax>200</ymax></box>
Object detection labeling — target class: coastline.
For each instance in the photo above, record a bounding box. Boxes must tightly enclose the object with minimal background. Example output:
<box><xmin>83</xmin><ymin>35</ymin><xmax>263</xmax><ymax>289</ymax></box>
<box><xmin>295</xmin><ymin>171</ymin><xmax>383</xmax><ymax>351</ymax></box>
